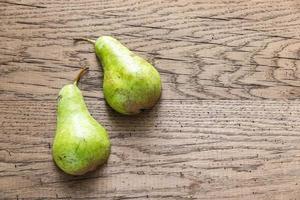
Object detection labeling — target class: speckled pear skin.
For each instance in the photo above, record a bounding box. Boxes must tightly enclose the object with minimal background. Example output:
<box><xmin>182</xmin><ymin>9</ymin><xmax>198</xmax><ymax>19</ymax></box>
<box><xmin>52</xmin><ymin>83</ymin><xmax>110</xmax><ymax>176</ymax></box>
<box><xmin>94</xmin><ymin>36</ymin><xmax>162</xmax><ymax>115</ymax></box>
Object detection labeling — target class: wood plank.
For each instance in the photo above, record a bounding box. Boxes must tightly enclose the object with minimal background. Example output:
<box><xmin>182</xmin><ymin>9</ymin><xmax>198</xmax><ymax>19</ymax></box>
<box><xmin>1</xmin><ymin>100</ymin><xmax>300</xmax><ymax>199</ymax></box>
<box><xmin>1</xmin><ymin>0</ymin><xmax>300</xmax><ymax>100</ymax></box>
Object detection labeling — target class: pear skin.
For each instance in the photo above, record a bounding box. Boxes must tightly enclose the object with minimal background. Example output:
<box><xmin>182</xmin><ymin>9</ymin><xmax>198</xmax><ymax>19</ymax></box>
<box><xmin>75</xmin><ymin>36</ymin><xmax>162</xmax><ymax>115</ymax></box>
<box><xmin>52</xmin><ymin>67</ymin><xmax>110</xmax><ymax>175</ymax></box>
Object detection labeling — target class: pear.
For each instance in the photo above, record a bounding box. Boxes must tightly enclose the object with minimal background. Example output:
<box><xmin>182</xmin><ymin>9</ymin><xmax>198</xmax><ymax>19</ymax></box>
<box><xmin>74</xmin><ymin>36</ymin><xmax>162</xmax><ymax>115</ymax></box>
<box><xmin>52</xmin><ymin>67</ymin><xmax>110</xmax><ymax>175</ymax></box>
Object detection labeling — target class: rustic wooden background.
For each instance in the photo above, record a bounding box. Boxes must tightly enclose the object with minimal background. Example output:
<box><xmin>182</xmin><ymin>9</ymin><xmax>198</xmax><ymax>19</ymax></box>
<box><xmin>1</xmin><ymin>0</ymin><xmax>300</xmax><ymax>199</ymax></box>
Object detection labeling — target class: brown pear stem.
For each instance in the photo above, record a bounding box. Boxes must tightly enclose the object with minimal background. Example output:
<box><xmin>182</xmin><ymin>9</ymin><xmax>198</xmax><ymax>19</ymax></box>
<box><xmin>74</xmin><ymin>67</ymin><xmax>89</xmax><ymax>85</ymax></box>
<box><xmin>73</xmin><ymin>37</ymin><xmax>96</xmax><ymax>44</ymax></box>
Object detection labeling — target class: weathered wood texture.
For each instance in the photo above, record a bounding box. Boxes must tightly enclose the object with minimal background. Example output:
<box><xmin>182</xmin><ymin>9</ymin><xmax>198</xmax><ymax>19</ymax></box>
<box><xmin>1</xmin><ymin>0</ymin><xmax>300</xmax><ymax>199</ymax></box>
<box><xmin>2</xmin><ymin>100</ymin><xmax>300</xmax><ymax>200</ymax></box>
<box><xmin>1</xmin><ymin>0</ymin><xmax>300</xmax><ymax>100</ymax></box>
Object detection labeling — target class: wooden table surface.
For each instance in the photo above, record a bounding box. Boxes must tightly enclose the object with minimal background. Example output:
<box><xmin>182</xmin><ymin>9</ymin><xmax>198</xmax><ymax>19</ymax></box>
<box><xmin>1</xmin><ymin>0</ymin><xmax>300</xmax><ymax>199</ymax></box>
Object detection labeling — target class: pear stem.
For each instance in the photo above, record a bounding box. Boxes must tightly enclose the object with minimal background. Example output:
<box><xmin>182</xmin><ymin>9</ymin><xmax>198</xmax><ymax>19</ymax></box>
<box><xmin>74</xmin><ymin>67</ymin><xmax>89</xmax><ymax>85</ymax></box>
<box><xmin>74</xmin><ymin>37</ymin><xmax>96</xmax><ymax>44</ymax></box>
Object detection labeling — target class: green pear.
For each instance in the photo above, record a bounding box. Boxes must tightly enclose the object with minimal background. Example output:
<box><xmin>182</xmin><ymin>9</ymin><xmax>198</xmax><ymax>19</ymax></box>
<box><xmin>52</xmin><ymin>67</ymin><xmax>110</xmax><ymax>175</ymax></box>
<box><xmin>74</xmin><ymin>36</ymin><xmax>162</xmax><ymax>115</ymax></box>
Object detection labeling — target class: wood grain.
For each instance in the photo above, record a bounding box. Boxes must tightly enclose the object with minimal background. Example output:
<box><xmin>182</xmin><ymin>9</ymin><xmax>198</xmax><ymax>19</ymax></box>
<box><xmin>1</xmin><ymin>0</ymin><xmax>300</xmax><ymax>199</ymax></box>
<box><xmin>1</xmin><ymin>0</ymin><xmax>300</xmax><ymax>100</ymax></box>
<box><xmin>2</xmin><ymin>100</ymin><xmax>300</xmax><ymax>199</ymax></box>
